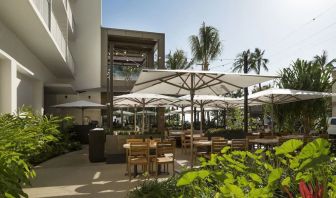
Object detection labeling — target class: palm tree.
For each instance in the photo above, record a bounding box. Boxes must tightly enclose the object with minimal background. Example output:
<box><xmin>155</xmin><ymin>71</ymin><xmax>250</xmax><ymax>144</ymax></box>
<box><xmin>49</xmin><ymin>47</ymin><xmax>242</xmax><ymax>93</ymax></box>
<box><xmin>190</xmin><ymin>22</ymin><xmax>222</xmax><ymax>71</ymax></box>
<box><xmin>313</xmin><ymin>50</ymin><xmax>336</xmax><ymax>70</ymax></box>
<box><xmin>166</xmin><ymin>50</ymin><xmax>193</xmax><ymax>70</ymax></box>
<box><xmin>252</xmin><ymin>48</ymin><xmax>269</xmax><ymax>74</ymax></box>
<box><xmin>232</xmin><ymin>49</ymin><xmax>254</xmax><ymax>73</ymax></box>
<box><xmin>252</xmin><ymin>48</ymin><xmax>269</xmax><ymax>89</ymax></box>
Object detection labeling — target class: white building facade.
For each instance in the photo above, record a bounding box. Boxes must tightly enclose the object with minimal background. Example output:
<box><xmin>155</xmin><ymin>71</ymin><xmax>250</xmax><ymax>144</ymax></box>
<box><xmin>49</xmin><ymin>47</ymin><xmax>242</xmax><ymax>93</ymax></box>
<box><xmin>0</xmin><ymin>0</ymin><xmax>101</xmax><ymax>123</ymax></box>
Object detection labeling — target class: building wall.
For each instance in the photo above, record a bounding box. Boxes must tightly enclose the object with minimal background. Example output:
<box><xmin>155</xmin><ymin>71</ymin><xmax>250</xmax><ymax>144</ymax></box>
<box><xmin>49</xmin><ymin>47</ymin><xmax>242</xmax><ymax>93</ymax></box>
<box><xmin>0</xmin><ymin>58</ymin><xmax>16</xmax><ymax>113</ymax></box>
<box><xmin>45</xmin><ymin>91</ymin><xmax>102</xmax><ymax>125</ymax></box>
<box><xmin>70</xmin><ymin>0</ymin><xmax>101</xmax><ymax>91</ymax></box>
<box><xmin>0</xmin><ymin>19</ymin><xmax>56</xmax><ymax>83</ymax></box>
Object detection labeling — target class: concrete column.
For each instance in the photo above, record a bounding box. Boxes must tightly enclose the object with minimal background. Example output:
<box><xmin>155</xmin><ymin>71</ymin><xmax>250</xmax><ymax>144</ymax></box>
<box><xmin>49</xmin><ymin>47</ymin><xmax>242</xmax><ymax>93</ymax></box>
<box><xmin>0</xmin><ymin>59</ymin><xmax>17</xmax><ymax>113</ymax></box>
<box><xmin>32</xmin><ymin>80</ymin><xmax>44</xmax><ymax>114</ymax></box>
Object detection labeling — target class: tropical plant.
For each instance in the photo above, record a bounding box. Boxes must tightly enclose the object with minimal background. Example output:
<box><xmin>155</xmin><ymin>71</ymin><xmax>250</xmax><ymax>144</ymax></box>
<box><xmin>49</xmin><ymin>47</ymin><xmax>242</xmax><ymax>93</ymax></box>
<box><xmin>0</xmin><ymin>107</ymin><xmax>81</xmax><ymax>197</ymax></box>
<box><xmin>232</xmin><ymin>49</ymin><xmax>254</xmax><ymax>73</ymax></box>
<box><xmin>166</xmin><ymin>49</ymin><xmax>193</xmax><ymax>70</ymax></box>
<box><xmin>190</xmin><ymin>22</ymin><xmax>222</xmax><ymax>71</ymax></box>
<box><xmin>129</xmin><ymin>177</ymin><xmax>181</xmax><ymax>198</ymax></box>
<box><xmin>232</xmin><ymin>48</ymin><xmax>269</xmax><ymax>76</ymax></box>
<box><xmin>276</xmin><ymin>52</ymin><xmax>335</xmax><ymax>133</ymax></box>
<box><xmin>174</xmin><ymin>138</ymin><xmax>336</xmax><ymax>197</ymax></box>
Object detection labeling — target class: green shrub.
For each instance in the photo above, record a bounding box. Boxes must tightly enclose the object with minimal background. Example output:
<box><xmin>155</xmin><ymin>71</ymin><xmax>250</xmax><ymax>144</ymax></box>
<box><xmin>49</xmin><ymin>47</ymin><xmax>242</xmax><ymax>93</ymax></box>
<box><xmin>0</xmin><ymin>107</ymin><xmax>81</xmax><ymax>197</ymax></box>
<box><xmin>129</xmin><ymin>177</ymin><xmax>181</xmax><ymax>198</ymax></box>
<box><xmin>174</xmin><ymin>138</ymin><xmax>336</xmax><ymax>197</ymax></box>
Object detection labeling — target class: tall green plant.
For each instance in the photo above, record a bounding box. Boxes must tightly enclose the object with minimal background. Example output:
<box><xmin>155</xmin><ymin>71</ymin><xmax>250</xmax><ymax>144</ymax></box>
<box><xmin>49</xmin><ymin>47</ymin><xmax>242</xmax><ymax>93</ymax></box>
<box><xmin>190</xmin><ymin>22</ymin><xmax>222</xmax><ymax>71</ymax></box>
<box><xmin>277</xmin><ymin>52</ymin><xmax>335</xmax><ymax>133</ymax></box>
<box><xmin>166</xmin><ymin>49</ymin><xmax>193</xmax><ymax>70</ymax></box>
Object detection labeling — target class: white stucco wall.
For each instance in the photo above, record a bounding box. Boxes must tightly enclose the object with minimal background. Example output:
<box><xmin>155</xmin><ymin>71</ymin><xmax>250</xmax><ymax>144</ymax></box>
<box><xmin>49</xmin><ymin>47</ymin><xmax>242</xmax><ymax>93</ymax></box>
<box><xmin>70</xmin><ymin>0</ymin><xmax>101</xmax><ymax>90</ymax></box>
<box><xmin>0</xmin><ymin>58</ymin><xmax>17</xmax><ymax>113</ymax></box>
<box><xmin>0</xmin><ymin>19</ymin><xmax>56</xmax><ymax>83</ymax></box>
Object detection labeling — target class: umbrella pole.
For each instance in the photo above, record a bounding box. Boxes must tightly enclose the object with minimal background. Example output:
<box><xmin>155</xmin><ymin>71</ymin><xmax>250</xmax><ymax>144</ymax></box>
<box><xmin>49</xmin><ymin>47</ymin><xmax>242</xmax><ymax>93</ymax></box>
<box><xmin>142</xmin><ymin>100</ymin><xmax>145</xmax><ymax>134</ymax></box>
<box><xmin>82</xmin><ymin>108</ymin><xmax>84</xmax><ymax>125</ymax></box>
<box><xmin>271</xmin><ymin>95</ymin><xmax>274</xmax><ymax>135</ymax></box>
<box><xmin>200</xmin><ymin>104</ymin><xmax>203</xmax><ymax>135</ymax></box>
<box><xmin>134</xmin><ymin>105</ymin><xmax>137</xmax><ymax>131</ymax></box>
<box><xmin>190</xmin><ymin>74</ymin><xmax>195</xmax><ymax>168</ymax></box>
<box><xmin>182</xmin><ymin>106</ymin><xmax>185</xmax><ymax>130</ymax></box>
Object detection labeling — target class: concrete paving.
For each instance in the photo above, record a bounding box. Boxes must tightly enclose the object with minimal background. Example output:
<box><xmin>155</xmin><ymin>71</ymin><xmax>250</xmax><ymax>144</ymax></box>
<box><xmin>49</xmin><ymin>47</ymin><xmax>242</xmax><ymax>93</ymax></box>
<box><xmin>24</xmin><ymin>145</ymin><xmax>191</xmax><ymax>198</ymax></box>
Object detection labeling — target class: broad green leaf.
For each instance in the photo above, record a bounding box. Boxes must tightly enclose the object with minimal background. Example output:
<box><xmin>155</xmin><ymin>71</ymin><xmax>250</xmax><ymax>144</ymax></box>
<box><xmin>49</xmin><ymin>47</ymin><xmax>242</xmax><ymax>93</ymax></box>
<box><xmin>197</xmin><ymin>170</ymin><xmax>210</xmax><ymax>179</ymax></box>
<box><xmin>275</xmin><ymin>139</ymin><xmax>303</xmax><ymax>155</ymax></box>
<box><xmin>226</xmin><ymin>184</ymin><xmax>245</xmax><ymax>197</ymax></box>
<box><xmin>176</xmin><ymin>171</ymin><xmax>198</xmax><ymax>186</ymax></box>
<box><xmin>221</xmin><ymin>146</ymin><xmax>231</xmax><ymax>154</ymax></box>
<box><xmin>268</xmin><ymin>168</ymin><xmax>283</xmax><ymax>184</ymax></box>
<box><xmin>298</xmin><ymin>138</ymin><xmax>330</xmax><ymax>160</ymax></box>
<box><xmin>248</xmin><ymin>173</ymin><xmax>263</xmax><ymax>184</ymax></box>
<box><xmin>281</xmin><ymin>177</ymin><xmax>291</xmax><ymax>187</ymax></box>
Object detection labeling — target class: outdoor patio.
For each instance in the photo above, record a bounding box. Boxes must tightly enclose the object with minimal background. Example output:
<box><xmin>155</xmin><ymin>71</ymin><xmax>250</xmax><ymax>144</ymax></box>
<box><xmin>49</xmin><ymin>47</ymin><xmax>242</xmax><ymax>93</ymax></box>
<box><xmin>23</xmin><ymin>145</ymin><xmax>190</xmax><ymax>198</ymax></box>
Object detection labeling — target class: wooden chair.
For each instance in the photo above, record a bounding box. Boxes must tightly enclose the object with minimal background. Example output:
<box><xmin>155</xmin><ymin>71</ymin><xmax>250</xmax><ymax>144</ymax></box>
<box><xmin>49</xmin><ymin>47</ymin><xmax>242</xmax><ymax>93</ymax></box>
<box><xmin>193</xmin><ymin>137</ymin><xmax>209</xmax><ymax>161</ymax></box>
<box><xmin>181</xmin><ymin>134</ymin><xmax>191</xmax><ymax>153</ymax></box>
<box><xmin>211</xmin><ymin>136</ymin><xmax>225</xmax><ymax>141</ymax></box>
<box><xmin>126</xmin><ymin>139</ymin><xmax>144</xmax><ymax>172</ymax></box>
<box><xmin>127</xmin><ymin>139</ymin><xmax>143</xmax><ymax>143</ymax></box>
<box><xmin>211</xmin><ymin>139</ymin><xmax>228</xmax><ymax>154</ymax></box>
<box><xmin>231</xmin><ymin>139</ymin><xmax>247</xmax><ymax>150</ymax></box>
<box><xmin>155</xmin><ymin>141</ymin><xmax>175</xmax><ymax>176</ymax></box>
<box><xmin>128</xmin><ymin>142</ymin><xmax>149</xmax><ymax>180</ymax></box>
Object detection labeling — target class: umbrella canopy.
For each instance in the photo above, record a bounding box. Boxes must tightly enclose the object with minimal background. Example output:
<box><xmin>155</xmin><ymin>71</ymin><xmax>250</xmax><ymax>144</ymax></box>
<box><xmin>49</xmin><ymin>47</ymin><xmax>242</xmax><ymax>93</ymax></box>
<box><xmin>113</xmin><ymin>110</ymin><xmax>134</xmax><ymax>116</ymax></box>
<box><xmin>132</xmin><ymin>69</ymin><xmax>277</xmax><ymax>167</ymax></box>
<box><xmin>137</xmin><ymin>110</ymin><xmax>156</xmax><ymax>115</ymax></box>
<box><xmin>132</xmin><ymin>69</ymin><xmax>277</xmax><ymax>95</ymax></box>
<box><xmin>248</xmin><ymin>88</ymin><xmax>336</xmax><ymax>133</ymax></box>
<box><xmin>114</xmin><ymin>93</ymin><xmax>176</xmax><ymax>132</ymax></box>
<box><xmin>249</xmin><ymin>88</ymin><xmax>336</xmax><ymax>104</ymax></box>
<box><xmin>51</xmin><ymin>100</ymin><xmax>106</xmax><ymax>125</ymax></box>
<box><xmin>51</xmin><ymin>100</ymin><xmax>106</xmax><ymax>109</ymax></box>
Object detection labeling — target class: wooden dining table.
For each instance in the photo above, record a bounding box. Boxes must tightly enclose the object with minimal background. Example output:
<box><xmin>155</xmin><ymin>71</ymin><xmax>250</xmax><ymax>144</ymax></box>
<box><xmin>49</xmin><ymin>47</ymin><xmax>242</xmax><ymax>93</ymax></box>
<box><xmin>249</xmin><ymin>138</ymin><xmax>279</xmax><ymax>145</ymax></box>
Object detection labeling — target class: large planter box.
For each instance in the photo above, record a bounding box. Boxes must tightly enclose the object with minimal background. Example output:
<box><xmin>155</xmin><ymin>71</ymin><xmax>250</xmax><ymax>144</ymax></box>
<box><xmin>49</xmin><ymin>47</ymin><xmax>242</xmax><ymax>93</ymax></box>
<box><xmin>105</xmin><ymin>134</ymin><xmax>162</xmax><ymax>155</ymax></box>
<box><xmin>104</xmin><ymin>134</ymin><xmax>161</xmax><ymax>164</ymax></box>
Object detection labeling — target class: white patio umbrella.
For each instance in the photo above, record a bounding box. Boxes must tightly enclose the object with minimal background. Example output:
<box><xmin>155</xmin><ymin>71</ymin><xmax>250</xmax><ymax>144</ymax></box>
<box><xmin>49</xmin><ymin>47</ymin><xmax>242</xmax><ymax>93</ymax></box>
<box><xmin>114</xmin><ymin>93</ymin><xmax>176</xmax><ymax>132</ymax></box>
<box><xmin>131</xmin><ymin>69</ymin><xmax>277</xmax><ymax>166</ymax></box>
<box><xmin>249</xmin><ymin>88</ymin><xmax>336</xmax><ymax>133</ymax></box>
<box><xmin>113</xmin><ymin>110</ymin><xmax>134</xmax><ymax>116</ymax></box>
<box><xmin>178</xmin><ymin>95</ymin><xmax>244</xmax><ymax>134</ymax></box>
<box><xmin>51</xmin><ymin>100</ymin><xmax>106</xmax><ymax>125</ymax></box>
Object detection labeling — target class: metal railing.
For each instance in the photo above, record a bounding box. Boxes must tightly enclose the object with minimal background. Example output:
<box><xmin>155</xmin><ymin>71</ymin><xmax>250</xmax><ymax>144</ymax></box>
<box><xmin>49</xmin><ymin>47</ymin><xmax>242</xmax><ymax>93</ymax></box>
<box><xmin>112</xmin><ymin>65</ymin><xmax>141</xmax><ymax>81</ymax></box>
<box><xmin>30</xmin><ymin>0</ymin><xmax>75</xmax><ymax>73</ymax></box>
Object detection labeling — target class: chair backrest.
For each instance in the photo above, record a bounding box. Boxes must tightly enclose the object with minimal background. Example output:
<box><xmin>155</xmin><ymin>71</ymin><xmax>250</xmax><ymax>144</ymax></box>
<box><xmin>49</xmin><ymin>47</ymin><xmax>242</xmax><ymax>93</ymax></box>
<box><xmin>212</xmin><ymin>139</ymin><xmax>228</xmax><ymax>153</ymax></box>
<box><xmin>231</xmin><ymin>139</ymin><xmax>247</xmax><ymax>150</ymax></box>
<box><xmin>211</xmin><ymin>137</ymin><xmax>224</xmax><ymax>141</ymax></box>
<box><xmin>129</xmin><ymin>142</ymin><xmax>149</xmax><ymax>157</ymax></box>
<box><xmin>127</xmin><ymin>138</ymin><xmax>143</xmax><ymax>143</ymax></box>
<box><xmin>156</xmin><ymin>141</ymin><xmax>175</xmax><ymax>157</ymax></box>
<box><xmin>194</xmin><ymin>137</ymin><xmax>208</xmax><ymax>141</ymax></box>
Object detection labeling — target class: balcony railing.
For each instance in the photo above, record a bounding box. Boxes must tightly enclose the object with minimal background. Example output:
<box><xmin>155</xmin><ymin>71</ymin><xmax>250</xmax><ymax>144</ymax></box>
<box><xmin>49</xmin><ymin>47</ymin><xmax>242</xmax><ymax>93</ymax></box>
<box><xmin>112</xmin><ymin>65</ymin><xmax>141</xmax><ymax>81</ymax></box>
<box><xmin>62</xmin><ymin>0</ymin><xmax>74</xmax><ymax>32</ymax></box>
<box><xmin>30</xmin><ymin>0</ymin><xmax>74</xmax><ymax>73</ymax></box>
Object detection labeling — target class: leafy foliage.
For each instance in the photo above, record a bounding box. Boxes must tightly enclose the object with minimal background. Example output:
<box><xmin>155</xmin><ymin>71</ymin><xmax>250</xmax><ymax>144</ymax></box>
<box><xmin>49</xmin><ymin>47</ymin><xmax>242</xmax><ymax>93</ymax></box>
<box><xmin>276</xmin><ymin>52</ymin><xmax>335</xmax><ymax>133</ymax></box>
<box><xmin>0</xmin><ymin>107</ymin><xmax>81</xmax><ymax>197</ymax></box>
<box><xmin>190</xmin><ymin>22</ymin><xmax>222</xmax><ymax>70</ymax></box>
<box><xmin>166</xmin><ymin>49</ymin><xmax>193</xmax><ymax>70</ymax></box>
<box><xmin>172</xmin><ymin>138</ymin><xmax>335</xmax><ymax>197</ymax></box>
<box><xmin>129</xmin><ymin>177</ymin><xmax>181</xmax><ymax>198</ymax></box>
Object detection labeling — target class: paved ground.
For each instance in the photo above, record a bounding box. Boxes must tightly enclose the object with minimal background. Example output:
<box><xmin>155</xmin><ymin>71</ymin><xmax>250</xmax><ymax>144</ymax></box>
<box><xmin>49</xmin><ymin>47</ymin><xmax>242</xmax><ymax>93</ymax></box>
<box><xmin>24</xmin><ymin>146</ymin><xmax>190</xmax><ymax>198</ymax></box>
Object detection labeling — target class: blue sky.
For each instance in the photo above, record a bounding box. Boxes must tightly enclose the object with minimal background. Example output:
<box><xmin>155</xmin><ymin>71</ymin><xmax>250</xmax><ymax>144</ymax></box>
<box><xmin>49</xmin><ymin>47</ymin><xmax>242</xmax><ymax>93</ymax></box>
<box><xmin>102</xmin><ymin>0</ymin><xmax>336</xmax><ymax>75</ymax></box>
